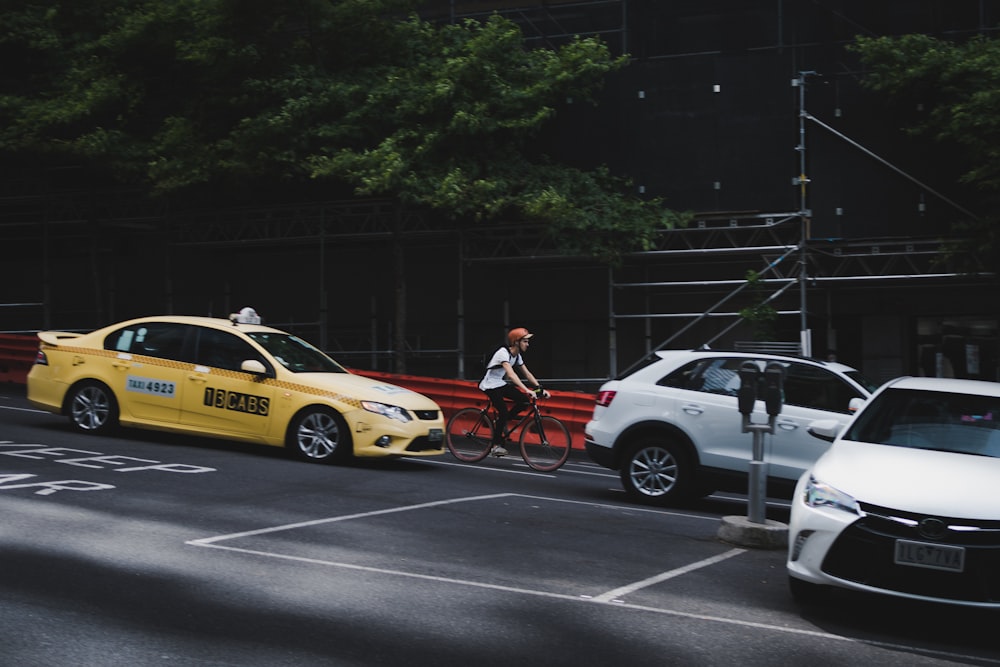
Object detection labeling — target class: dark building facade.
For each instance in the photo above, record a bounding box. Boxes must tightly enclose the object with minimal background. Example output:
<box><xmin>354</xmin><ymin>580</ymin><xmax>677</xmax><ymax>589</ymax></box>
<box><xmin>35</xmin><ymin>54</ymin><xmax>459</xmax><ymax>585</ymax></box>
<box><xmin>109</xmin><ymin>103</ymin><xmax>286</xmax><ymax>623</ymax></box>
<box><xmin>2</xmin><ymin>1</ymin><xmax>998</xmax><ymax>390</ymax></box>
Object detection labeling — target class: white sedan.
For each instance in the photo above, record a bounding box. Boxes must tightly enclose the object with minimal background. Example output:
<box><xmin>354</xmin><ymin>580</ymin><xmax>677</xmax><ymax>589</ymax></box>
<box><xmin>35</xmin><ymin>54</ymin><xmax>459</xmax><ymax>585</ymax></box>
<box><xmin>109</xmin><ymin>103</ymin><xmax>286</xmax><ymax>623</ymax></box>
<box><xmin>787</xmin><ymin>376</ymin><xmax>1000</xmax><ymax>608</ymax></box>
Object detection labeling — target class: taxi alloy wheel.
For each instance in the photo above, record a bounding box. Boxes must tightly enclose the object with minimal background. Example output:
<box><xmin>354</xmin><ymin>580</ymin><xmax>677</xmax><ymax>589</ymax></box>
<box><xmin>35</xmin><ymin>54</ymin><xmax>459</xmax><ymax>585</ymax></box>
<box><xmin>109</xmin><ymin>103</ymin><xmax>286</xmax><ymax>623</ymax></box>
<box><xmin>67</xmin><ymin>381</ymin><xmax>118</xmax><ymax>435</ymax></box>
<box><xmin>289</xmin><ymin>407</ymin><xmax>350</xmax><ymax>463</ymax></box>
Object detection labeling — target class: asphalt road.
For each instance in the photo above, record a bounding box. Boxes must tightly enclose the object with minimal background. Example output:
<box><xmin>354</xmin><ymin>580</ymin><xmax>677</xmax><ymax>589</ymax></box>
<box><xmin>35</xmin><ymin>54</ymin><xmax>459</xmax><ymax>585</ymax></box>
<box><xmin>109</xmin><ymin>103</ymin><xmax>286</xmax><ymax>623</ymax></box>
<box><xmin>1</xmin><ymin>382</ymin><xmax>998</xmax><ymax>666</ymax></box>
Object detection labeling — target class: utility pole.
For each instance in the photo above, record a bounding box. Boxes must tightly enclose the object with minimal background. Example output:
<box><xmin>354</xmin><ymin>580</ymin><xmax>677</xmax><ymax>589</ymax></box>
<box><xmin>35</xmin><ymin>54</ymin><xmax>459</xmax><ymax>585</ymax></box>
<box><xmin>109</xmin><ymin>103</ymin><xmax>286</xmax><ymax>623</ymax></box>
<box><xmin>793</xmin><ymin>71</ymin><xmax>816</xmax><ymax>358</ymax></box>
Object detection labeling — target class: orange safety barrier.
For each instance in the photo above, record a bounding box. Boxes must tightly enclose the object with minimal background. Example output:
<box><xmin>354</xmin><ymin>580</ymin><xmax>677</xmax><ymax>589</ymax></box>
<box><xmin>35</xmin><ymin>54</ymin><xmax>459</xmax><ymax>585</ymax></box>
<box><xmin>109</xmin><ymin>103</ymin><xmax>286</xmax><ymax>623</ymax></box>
<box><xmin>0</xmin><ymin>334</ymin><xmax>597</xmax><ymax>450</ymax></box>
<box><xmin>353</xmin><ymin>369</ymin><xmax>596</xmax><ymax>451</ymax></box>
<box><xmin>0</xmin><ymin>334</ymin><xmax>37</xmax><ymax>384</ymax></box>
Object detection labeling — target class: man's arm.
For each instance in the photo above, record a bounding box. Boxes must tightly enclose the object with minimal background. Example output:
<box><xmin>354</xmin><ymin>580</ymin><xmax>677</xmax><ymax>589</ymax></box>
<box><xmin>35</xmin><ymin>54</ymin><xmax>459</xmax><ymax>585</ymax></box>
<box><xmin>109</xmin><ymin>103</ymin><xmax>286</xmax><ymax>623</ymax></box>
<box><xmin>518</xmin><ymin>365</ymin><xmax>551</xmax><ymax>398</ymax></box>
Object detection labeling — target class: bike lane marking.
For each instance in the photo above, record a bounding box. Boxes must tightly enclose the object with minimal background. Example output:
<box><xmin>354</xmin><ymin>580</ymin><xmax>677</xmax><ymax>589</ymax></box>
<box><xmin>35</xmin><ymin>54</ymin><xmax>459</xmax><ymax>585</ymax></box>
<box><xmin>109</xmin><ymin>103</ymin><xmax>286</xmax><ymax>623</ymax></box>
<box><xmin>0</xmin><ymin>440</ymin><xmax>216</xmax><ymax>495</ymax></box>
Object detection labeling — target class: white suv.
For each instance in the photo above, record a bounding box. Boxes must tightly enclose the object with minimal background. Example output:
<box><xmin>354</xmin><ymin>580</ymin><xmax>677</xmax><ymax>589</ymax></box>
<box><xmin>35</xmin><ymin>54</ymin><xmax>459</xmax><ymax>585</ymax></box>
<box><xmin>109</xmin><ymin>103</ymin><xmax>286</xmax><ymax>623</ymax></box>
<box><xmin>585</xmin><ymin>349</ymin><xmax>876</xmax><ymax>505</ymax></box>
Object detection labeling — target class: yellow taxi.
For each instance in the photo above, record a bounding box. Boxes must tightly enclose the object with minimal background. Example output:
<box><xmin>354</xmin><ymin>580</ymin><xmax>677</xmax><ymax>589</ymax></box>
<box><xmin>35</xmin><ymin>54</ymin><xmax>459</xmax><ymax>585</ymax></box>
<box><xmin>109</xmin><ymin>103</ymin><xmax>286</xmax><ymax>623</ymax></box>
<box><xmin>26</xmin><ymin>310</ymin><xmax>445</xmax><ymax>462</ymax></box>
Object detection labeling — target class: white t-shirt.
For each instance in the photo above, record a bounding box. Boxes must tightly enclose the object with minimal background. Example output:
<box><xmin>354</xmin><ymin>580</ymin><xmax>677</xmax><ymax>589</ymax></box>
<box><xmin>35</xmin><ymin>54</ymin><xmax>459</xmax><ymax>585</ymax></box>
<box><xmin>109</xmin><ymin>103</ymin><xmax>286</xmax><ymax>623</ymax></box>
<box><xmin>479</xmin><ymin>346</ymin><xmax>523</xmax><ymax>391</ymax></box>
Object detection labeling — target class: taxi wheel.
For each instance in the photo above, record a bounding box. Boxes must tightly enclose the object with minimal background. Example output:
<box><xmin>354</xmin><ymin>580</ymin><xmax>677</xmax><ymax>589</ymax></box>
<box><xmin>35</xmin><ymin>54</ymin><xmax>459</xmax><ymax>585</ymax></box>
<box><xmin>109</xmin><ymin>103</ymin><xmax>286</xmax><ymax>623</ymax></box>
<box><xmin>288</xmin><ymin>407</ymin><xmax>351</xmax><ymax>463</ymax></box>
<box><xmin>67</xmin><ymin>381</ymin><xmax>119</xmax><ymax>435</ymax></box>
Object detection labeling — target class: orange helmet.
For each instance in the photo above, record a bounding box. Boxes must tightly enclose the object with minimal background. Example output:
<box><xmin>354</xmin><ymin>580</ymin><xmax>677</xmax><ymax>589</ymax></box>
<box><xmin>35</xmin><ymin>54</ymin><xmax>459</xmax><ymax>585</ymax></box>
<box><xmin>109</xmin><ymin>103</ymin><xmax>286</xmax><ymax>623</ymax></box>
<box><xmin>507</xmin><ymin>327</ymin><xmax>534</xmax><ymax>345</ymax></box>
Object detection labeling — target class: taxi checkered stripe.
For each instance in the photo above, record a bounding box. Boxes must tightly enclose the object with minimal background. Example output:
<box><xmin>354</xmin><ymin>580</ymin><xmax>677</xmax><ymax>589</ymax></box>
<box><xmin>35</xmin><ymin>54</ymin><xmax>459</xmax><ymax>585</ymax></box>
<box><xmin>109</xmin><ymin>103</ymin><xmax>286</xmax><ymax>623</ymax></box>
<box><xmin>42</xmin><ymin>343</ymin><xmax>366</xmax><ymax>409</ymax></box>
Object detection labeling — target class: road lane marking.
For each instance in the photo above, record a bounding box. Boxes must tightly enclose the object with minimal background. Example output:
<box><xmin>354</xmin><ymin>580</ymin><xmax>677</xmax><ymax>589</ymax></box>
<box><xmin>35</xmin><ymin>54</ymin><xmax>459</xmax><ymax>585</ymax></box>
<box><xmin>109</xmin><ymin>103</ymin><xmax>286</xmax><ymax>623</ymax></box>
<box><xmin>187</xmin><ymin>493</ymin><xmax>517</xmax><ymax>545</ymax></box>
<box><xmin>589</xmin><ymin>548</ymin><xmax>747</xmax><ymax>603</ymax></box>
<box><xmin>0</xmin><ymin>405</ymin><xmax>49</xmax><ymax>414</ymax></box>
<box><xmin>186</xmin><ymin>493</ymin><xmax>999</xmax><ymax>664</ymax></box>
<box><xmin>187</xmin><ymin>537</ymin><xmax>996</xmax><ymax>664</ymax></box>
<box><xmin>419</xmin><ymin>458</ymin><xmax>557</xmax><ymax>477</ymax></box>
<box><xmin>189</xmin><ymin>492</ymin><xmax>720</xmax><ymax>548</ymax></box>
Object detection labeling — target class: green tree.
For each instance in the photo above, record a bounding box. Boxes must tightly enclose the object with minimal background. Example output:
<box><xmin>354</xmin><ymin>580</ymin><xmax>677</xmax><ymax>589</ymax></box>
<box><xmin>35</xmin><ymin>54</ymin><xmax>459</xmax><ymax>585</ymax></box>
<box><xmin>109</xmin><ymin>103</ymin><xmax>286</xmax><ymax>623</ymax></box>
<box><xmin>0</xmin><ymin>1</ymin><xmax>685</xmax><ymax>370</ymax></box>
<box><xmin>1</xmin><ymin>1</ymin><xmax>680</xmax><ymax>255</ymax></box>
<box><xmin>738</xmin><ymin>270</ymin><xmax>778</xmax><ymax>341</ymax></box>
<box><xmin>851</xmin><ymin>33</ymin><xmax>1000</xmax><ymax>271</ymax></box>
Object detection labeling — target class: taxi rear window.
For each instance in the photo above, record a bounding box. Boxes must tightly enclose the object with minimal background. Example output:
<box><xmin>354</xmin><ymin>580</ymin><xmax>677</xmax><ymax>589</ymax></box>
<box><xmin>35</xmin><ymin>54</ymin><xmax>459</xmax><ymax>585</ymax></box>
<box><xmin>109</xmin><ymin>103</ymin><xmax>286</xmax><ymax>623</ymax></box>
<box><xmin>105</xmin><ymin>322</ymin><xmax>189</xmax><ymax>361</ymax></box>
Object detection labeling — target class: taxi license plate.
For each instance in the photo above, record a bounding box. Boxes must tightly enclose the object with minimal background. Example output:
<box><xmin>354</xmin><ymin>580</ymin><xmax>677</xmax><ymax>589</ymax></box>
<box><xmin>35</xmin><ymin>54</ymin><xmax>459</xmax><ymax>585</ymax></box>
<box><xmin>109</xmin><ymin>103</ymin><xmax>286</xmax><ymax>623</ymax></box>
<box><xmin>894</xmin><ymin>539</ymin><xmax>965</xmax><ymax>573</ymax></box>
<box><xmin>428</xmin><ymin>428</ymin><xmax>443</xmax><ymax>442</ymax></box>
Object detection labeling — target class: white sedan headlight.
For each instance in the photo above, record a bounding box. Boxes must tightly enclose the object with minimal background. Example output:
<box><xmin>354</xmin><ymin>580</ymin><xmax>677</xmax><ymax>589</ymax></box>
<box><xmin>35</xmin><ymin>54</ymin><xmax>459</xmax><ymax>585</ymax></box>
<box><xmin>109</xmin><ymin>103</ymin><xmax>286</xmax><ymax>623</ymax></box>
<box><xmin>803</xmin><ymin>475</ymin><xmax>859</xmax><ymax>515</ymax></box>
<box><xmin>361</xmin><ymin>401</ymin><xmax>413</xmax><ymax>423</ymax></box>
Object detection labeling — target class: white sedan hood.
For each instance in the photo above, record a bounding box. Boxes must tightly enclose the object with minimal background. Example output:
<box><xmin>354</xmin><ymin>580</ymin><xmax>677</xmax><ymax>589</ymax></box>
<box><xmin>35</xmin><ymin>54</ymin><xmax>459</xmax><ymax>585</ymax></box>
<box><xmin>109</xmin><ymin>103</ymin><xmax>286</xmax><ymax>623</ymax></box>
<box><xmin>811</xmin><ymin>440</ymin><xmax>1000</xmax><ymax>520</ymax></box>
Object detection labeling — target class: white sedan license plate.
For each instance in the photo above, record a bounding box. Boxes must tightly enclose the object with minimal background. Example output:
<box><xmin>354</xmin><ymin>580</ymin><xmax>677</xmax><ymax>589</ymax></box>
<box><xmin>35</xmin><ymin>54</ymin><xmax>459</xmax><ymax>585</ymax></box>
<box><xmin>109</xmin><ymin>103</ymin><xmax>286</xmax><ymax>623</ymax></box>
<box><xmin>894</xmin><ymin>539</ymin><xmax>965</xmax><ymax>572</ymax></box>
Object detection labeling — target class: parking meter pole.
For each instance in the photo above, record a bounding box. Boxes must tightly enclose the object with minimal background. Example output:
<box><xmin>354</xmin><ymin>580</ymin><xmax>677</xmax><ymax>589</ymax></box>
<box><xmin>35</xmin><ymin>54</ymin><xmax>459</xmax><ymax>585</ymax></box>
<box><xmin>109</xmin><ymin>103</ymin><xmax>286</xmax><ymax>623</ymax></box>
<box><xmin>743</xmin><ymin>417</ymin><xmax>774</xmax><ymax>523</ymax></box>
<box><xmin>745</xmin><ymin>423</ymin><xmax>769</xmax><ymax>525</ymax></box>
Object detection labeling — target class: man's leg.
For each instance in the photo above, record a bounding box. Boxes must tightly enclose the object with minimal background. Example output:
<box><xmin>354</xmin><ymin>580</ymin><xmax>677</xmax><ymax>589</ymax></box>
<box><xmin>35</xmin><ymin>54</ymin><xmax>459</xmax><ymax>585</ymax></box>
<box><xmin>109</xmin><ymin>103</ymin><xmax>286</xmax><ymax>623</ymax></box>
<box><xmin>505</xmin><ymin>384</ymin><xmax>529</xmax><ymax>421</ymax></box>
<box><xmin>486</xmin><ymin>389</ymin><xmax>510</xmax><ymax>446</ymax></box>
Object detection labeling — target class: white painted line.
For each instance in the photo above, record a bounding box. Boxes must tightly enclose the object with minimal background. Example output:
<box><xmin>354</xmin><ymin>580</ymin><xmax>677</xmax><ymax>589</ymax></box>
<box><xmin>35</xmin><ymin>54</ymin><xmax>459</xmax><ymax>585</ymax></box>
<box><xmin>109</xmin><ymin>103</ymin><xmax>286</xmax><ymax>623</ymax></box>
<box><xmin>559</xmin><ymin>468</ymin><xmax>618</xmax><ymax>478</ymax></box>
<box><xmin>416</xmin><ymin>456</ymin><xmax>616</xmax><ymax>479</ymax></box>
<box><xmin>186</xmin><ymin>494</ymin><xmax>998</xmax><ymax>664</ymax></box>
<box><xmin>186</xmin><ymin>538</ymin><xmax>995</xmax><ymax>663</ymax></box>
<box><xmin>189</xmin><ymin>492</ymin><xmax>721</xmax><ymax>549</ymax></box>
<box><xmin>0</xmin><ymin>405</ymin><xmax>48</xmax><ymax>414</ymax></box>
<box><xmin>591</xmin><ymin>548</ymin><xmax>747</xmax><ymax>602</ymax></box>
<box><xmin>513</xmin><ymin>493</ymin><xmax>720</xmax><ymax>522</ymax></box>
<box><xmin>418</xmin><ymin>457</ymin><xmax>557</xmax><ymax>477</ymax></box>
<box><xmin>187</xmin><ymin>493</ymin><xmax>517</xmax><ymax>545</ymax></box>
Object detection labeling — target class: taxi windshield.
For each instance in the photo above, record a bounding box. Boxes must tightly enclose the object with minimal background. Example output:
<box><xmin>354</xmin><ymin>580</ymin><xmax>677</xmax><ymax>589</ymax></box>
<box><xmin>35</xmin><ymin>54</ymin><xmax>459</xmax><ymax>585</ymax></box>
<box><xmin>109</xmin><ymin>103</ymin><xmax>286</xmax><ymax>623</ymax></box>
<box><xmin>247</xmin><ymin>332</ymin><xmax>348</xmax><ymax>374</ymax></box>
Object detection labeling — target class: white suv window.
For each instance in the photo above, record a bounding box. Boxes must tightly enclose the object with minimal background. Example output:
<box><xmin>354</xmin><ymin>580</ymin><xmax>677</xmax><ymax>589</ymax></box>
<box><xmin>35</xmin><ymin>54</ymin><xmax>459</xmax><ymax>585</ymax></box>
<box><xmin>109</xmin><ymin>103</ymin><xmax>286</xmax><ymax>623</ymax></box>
<box><xmin>783</xmin><ymin>362</ymin><xmax>864</xmax><ymax>414</ymax></box>
<box><xmin>659</xmin><ymin>357</ymin><xmax>865</xmax><ymax>414</ymax></box>
<box><xmin>657</xmin><ymin>359</ymin><xmax>742</xmax><ymax>393</ymax></box>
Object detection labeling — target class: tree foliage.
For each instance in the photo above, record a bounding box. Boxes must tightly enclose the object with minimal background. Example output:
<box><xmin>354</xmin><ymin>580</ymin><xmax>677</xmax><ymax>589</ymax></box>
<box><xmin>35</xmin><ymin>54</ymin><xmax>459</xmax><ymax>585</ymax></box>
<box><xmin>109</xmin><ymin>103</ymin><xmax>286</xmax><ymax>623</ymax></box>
<box><xmin>0</xmin><ymin>0</ymin><xmax>684</xmax><ymax>262</ymax></box>
<box><xmin>851</xmin><ymin>33</ymin><xmax>1000</xmax><ymax>271</ymax></box>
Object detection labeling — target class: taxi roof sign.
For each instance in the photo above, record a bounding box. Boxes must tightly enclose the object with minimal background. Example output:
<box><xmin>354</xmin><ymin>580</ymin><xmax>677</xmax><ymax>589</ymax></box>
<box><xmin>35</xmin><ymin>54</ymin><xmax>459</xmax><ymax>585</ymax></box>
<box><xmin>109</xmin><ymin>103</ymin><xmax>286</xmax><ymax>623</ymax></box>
<box><xmin>230</xmin><ymin>307</ymin><xmax>261</xmax><ymax>325</ymax></box>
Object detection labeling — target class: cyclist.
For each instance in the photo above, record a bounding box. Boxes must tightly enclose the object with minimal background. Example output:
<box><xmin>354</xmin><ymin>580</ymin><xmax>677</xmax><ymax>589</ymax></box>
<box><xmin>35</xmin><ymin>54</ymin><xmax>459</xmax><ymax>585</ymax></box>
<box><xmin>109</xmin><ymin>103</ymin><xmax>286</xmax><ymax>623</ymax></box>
<box><xmin>478</xmin><ymin>327</ymin><xmax>551</xmax><ymax>456</ymax></box>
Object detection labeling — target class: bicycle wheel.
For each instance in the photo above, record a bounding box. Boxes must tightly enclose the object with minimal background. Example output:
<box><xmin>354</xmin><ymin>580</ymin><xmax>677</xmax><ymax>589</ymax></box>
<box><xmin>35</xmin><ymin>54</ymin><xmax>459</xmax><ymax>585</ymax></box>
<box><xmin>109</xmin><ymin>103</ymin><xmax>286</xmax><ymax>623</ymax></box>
<box><xmin>519</xmin><ymin>414</ymin><xmax>571</xmax><ymax>471</ymax></box>
<box><xmin>446</xmin><ymin>408</ymin><xmax>494</xmax><ymax>462</ymax></box>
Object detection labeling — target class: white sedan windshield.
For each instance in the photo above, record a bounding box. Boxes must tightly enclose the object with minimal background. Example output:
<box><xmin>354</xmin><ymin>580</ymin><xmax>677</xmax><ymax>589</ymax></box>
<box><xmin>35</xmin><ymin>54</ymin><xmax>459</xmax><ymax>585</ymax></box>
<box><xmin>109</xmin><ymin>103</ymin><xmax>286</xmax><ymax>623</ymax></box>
<box><xmin>846</xmin><ymin>388</ymin><xmax>1000</xmax><ymax>458</ymax></box>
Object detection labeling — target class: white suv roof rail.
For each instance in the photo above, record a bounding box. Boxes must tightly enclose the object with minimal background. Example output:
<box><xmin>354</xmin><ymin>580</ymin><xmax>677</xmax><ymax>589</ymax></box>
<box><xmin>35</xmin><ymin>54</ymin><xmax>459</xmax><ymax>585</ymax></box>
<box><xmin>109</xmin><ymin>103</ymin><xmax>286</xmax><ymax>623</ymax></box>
<box><xmin>733</xmin><ymin>341</ymin><xmax>802</xmax><ymax>356</ymax></box>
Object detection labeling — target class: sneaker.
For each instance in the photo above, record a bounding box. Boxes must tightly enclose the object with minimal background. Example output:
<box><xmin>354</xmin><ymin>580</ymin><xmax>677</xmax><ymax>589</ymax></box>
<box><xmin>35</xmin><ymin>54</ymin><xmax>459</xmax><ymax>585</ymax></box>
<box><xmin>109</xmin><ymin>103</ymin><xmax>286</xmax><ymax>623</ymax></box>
<box><xmin>491</xmin><ymin>445</ymin><xmax>508</xmax><ymax>457</ymax></box>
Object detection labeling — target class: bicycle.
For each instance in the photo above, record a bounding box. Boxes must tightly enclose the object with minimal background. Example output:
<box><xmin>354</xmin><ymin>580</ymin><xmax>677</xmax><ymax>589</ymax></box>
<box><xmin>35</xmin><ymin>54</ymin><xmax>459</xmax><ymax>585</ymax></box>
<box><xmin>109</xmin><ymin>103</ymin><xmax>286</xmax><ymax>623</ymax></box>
<box><xmin>445</xmin><ymin>393</ymin><xmax>572</xmax><ymax>472</ymax></box>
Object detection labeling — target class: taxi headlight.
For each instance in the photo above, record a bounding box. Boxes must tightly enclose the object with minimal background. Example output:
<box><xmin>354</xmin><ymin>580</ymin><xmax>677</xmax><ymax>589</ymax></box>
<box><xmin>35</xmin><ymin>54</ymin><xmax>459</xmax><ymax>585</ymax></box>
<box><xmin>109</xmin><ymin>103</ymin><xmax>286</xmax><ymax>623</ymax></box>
<box><xmin>803</xmin><ymin>475</ymin><xmax>859</xmax><ymax>515</ymax></box>
<box><xmin>361</xmin><ymin>401</ymin><xmax>412</xmax><ymax>423</ymax></box>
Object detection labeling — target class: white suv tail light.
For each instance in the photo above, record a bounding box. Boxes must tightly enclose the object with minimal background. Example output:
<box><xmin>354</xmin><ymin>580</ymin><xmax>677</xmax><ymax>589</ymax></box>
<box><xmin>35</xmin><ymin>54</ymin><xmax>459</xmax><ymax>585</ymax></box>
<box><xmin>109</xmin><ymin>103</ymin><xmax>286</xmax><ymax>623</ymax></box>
<box><xmin>595</xmin><ymin>390</ymin><xmax>616</xmax><ymax>407</ymax></box>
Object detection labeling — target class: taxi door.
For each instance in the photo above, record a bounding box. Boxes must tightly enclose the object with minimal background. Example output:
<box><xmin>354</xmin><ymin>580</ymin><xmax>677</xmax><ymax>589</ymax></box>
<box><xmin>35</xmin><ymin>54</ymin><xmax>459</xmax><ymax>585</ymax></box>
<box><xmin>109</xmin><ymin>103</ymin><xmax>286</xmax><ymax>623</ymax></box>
<box><xmin>103</xmin><ymin>322</ymin><xmax>190</xmax><ymax>424</ymax></box>
<box><xmin>180</xmin><ymin>327</ymin><xmax>274</xmax><ymax>437</ymax></box>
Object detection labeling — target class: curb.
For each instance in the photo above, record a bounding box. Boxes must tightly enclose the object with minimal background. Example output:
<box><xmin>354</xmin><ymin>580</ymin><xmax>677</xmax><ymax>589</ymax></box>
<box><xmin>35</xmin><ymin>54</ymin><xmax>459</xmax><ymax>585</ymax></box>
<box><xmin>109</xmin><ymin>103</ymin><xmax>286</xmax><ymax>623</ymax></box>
<box><xmin>717</xmin><ymin>515</ymin><xmax>789</xmax><ymax>550</ymax></box>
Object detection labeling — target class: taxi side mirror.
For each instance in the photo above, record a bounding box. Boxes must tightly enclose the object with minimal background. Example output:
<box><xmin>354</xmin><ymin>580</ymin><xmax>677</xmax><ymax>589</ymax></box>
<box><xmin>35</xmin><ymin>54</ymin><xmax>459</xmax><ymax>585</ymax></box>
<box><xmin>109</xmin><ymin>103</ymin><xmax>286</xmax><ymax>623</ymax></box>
<box><xmin>240</xmin><ymin>359</ymin><xmax>272</xmax><ymax>378</ymax></box>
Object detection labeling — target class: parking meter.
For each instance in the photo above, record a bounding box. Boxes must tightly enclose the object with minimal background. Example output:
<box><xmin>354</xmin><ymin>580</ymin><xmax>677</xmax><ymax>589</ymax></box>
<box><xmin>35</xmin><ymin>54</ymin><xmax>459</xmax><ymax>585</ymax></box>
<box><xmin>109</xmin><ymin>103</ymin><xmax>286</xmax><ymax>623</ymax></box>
<box><xmin>735</xmin><ymin>360</ymin><xmax>783</xmax><ymax>526</ymax></box>
<box><xmin>763</xmin><ymin>362</ymin><xmax>785</xmax><ymax>417</ymax></box>
<box><xmin>737</xmin><ymin>361</ymin><xmax>760</xmax><ymax>416</ymax></box>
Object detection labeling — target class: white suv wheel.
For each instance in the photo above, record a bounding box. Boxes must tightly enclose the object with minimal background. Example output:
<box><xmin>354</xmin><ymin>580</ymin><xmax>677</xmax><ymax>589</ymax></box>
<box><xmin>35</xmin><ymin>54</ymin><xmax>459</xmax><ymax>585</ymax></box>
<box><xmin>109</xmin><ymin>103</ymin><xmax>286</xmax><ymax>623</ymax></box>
<box><xmin>620</xmin><ymin>439</ymin><xmax>692</xmax><ymax>505</ymax></box>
